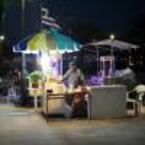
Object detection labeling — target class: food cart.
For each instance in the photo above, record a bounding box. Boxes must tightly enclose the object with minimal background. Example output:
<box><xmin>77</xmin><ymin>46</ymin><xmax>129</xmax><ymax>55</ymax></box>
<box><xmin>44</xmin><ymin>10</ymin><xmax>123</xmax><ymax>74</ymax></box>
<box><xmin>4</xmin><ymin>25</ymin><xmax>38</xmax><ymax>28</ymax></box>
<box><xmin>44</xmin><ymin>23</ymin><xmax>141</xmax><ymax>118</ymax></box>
<box><xmin>39</xmin><ymin>52</ymin><xmax>90</xmax><ymax>118</ymax></box>
<box><xmin>13</xmin><ymin>29</ymin><xmax>88</xmax><ymax>118</ymax></box>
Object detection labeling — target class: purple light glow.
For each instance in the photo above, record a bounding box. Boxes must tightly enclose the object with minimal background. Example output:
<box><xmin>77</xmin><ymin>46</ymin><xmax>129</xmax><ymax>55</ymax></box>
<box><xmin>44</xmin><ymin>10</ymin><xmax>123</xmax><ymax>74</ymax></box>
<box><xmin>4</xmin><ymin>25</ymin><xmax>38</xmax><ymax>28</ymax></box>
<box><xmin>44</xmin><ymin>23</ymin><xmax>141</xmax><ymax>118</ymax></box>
<box><xmin>87</xmin><ymin>75</ymin><xmax>105</xmax><ymax>86</ymax></box>
<box><xmin>50</xmin><ymin>56</ymin><xmax>62</xmax><ymax>76</ymax></box>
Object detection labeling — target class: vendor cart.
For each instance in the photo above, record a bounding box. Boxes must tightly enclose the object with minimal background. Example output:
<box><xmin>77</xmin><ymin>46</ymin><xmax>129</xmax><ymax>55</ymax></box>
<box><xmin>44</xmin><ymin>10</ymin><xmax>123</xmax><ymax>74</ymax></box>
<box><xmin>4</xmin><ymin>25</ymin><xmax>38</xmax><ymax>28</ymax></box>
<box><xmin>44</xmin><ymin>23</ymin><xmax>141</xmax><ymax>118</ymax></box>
<box><xmin>44</xmin><ymin>87</ymin><xmax>91</xmax><ymax>119</ymax></box>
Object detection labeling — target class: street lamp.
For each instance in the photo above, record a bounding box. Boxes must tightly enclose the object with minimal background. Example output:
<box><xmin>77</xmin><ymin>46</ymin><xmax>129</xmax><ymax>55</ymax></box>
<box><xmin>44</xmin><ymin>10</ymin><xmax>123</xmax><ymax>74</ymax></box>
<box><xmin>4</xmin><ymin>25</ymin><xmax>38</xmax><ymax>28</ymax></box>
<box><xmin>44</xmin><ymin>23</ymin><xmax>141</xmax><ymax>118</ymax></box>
<box><xmin>21</xmin><ymin>0</ymin><xmax>26</xmax><ymax>79</ymax></box>
<box><xmin>110</xmin><ymin>34</ymin><xmax>115</xmax><ymax>41</ymax></box>
<box><xmin>110</xmin><ymin>34</ymin><xmax>115</xmax><ymax>56</ymax></box>
<box><xmin>0</xmin><ymin>35</ymin><xmax>5</xmax><ymax>41</ymax></box>
<box><xmin>109</xmin><ymin>34</ymin><xmax>115</xmax><ymax>83</ymax></box>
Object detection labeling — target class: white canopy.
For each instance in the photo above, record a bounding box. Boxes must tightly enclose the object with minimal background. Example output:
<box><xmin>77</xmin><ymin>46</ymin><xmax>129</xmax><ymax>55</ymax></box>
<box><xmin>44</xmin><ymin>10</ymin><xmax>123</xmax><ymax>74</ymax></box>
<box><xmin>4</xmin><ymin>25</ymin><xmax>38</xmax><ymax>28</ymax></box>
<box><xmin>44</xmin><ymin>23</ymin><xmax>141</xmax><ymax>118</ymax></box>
<box><xmin>89</xmin><ymin>39</ymin><xmax>139</xmax><ymax>50</ymax></box>
<box><xmin>134</xmin><ymin>85</ymin><xmax>145</xmax><ymax>93</ymax></box>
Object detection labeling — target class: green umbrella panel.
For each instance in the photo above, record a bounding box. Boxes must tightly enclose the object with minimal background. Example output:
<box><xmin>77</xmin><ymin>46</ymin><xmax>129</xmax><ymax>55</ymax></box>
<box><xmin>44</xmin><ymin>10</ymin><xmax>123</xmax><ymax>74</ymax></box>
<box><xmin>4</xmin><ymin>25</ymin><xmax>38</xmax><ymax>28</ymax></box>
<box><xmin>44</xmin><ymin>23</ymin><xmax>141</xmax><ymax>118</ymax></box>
<box><xmin>27</xmin><ymin>31</ymin><xmax>56</xmax><ymax>53</ymax></box>
<box><xmin>27</xmin><ymin>29</ymin><xmax>81</xmax><ymax>54</ymax></box>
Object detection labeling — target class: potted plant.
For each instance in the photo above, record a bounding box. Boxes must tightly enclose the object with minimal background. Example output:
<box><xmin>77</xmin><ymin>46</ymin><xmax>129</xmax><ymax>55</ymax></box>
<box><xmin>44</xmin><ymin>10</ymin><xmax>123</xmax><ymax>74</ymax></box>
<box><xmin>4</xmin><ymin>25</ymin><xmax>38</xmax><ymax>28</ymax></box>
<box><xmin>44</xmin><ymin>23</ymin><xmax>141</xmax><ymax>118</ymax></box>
<box><xmin>27</xmin><ymin>71</ymin><xmax>42</xmax><ymax>88</ymax></box>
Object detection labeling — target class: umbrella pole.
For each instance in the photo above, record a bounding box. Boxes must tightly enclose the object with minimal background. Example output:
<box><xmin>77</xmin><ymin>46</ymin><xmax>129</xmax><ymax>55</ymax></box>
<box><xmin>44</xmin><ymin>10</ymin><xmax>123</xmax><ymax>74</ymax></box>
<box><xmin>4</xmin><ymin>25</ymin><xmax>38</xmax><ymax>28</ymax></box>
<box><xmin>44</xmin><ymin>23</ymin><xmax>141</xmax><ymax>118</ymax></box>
<box><xmin>22</xmin><ymin>53</ymin><xmax>26</xmax><ymax>78</ymax></box>
<box><xmin>97</xmin><ymin>49</ymin><xmax>100</xmax><ymax>73</ymax></box>
<box><xmin>39</xmin><ymin>51</ymin><xmax>47</xmax><ymax>113</ymax></box>
<box><xmin>60</xmin><ymin>54</ymin><xmax>63</xmax><ymax>75</ymax></box>
<box><xmin>20</xmin><ymin>53</ymin><xmax>27</xmax><ymax>105</ymax></box>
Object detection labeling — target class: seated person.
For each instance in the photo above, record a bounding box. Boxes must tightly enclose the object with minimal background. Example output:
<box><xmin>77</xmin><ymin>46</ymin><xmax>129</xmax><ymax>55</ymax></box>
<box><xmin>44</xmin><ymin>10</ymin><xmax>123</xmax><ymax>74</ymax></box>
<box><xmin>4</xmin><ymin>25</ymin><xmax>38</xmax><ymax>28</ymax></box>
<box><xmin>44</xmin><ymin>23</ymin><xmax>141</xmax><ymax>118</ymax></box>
<box><xmin>60</xmin><ymin>61</ymin><xmax>87</xmax><ymax>118</ymax></box>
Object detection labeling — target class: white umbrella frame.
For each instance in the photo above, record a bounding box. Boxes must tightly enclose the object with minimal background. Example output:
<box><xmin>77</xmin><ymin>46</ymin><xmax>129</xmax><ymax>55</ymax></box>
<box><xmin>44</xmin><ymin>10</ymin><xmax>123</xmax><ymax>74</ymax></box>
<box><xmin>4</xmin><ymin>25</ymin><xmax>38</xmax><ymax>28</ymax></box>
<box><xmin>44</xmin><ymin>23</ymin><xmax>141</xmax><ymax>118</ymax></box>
<box><xmin>88</xmin><ymin>39</ymin><xmax>139</xmax><ymax>50</ymax></box>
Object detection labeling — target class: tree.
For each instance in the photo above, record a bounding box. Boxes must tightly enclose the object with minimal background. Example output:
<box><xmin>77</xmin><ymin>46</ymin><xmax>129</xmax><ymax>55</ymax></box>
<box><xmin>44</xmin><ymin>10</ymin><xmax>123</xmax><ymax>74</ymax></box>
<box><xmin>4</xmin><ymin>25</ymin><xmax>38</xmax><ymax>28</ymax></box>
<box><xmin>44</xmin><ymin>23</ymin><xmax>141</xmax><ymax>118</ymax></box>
<box><xmin>61</xmin><ymin>17</ymin><xmax>106</xmax><ymax>43</ymax></box>
<box><xmin>126</xmin><ymin>15</ymin><xmax>145</xmax><ymax>71</ymax></box>
<box><xmin>0</xmin><ymin>0</ymin><xmax>4</xmax><ymax>31</ymax></box>
<box><xmin>127</xmin><ymin>15</ymin><xmax>145</xmax><ymax>45</ymax></box>
<box><xmin>72</xmin><ymin>21</ymin><xmax>106</xmax><ymax>43</ymax></box>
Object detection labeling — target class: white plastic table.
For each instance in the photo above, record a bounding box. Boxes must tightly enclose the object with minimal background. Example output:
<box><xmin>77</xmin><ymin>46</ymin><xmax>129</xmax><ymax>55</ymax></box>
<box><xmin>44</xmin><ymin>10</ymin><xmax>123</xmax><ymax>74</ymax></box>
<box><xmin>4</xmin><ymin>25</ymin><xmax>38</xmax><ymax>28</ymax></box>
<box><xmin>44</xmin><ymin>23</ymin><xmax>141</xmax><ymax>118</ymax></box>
<box><xmin>27</xmin><ymin>88</ymin><xmax>42</xmax><ymax>111</ymax></box>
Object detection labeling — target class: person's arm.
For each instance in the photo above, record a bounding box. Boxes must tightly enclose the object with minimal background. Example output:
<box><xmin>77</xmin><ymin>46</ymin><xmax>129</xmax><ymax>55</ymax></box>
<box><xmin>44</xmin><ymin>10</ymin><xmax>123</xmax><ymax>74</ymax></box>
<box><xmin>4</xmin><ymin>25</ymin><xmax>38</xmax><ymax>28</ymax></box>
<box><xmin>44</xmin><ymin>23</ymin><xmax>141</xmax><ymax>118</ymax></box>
<box><xmin>60</xmin><ymin>70</ymin><xmax>70</xmax><ymax>83</ymax></box>
<box><xmin>79</xmin><ymin>70</ymin><xmax>86</xmax><ymax>85</ymax></box>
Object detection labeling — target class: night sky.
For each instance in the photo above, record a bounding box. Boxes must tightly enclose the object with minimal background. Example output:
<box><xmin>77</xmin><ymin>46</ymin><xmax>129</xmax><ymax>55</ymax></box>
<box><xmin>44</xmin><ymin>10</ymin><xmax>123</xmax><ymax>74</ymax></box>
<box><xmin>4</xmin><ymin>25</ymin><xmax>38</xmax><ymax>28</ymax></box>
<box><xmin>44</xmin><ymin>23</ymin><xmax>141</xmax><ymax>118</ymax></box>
<box><xmin>49</xmin><ymin>0</ymin><xmax>145</xmax><ymax>36</ymax></box>
<box><xmin>3</xmin><ymin>0</ymin><xmax>145</xmax><ymax>46</ymax></box>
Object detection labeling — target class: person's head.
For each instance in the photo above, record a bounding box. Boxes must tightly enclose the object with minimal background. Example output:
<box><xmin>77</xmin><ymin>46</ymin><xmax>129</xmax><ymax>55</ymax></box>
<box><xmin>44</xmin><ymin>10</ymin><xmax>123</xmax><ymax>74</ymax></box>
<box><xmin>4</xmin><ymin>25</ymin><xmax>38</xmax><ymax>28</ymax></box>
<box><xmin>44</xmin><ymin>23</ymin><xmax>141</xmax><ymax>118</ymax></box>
<box><xmin>69</xmin><ymin>61</ymin><xmax>77</xmax><ymax>71</ymax></box>
<box><xmin>14</xmin><ymin>69</ymin><xmax>18</xmax><ymax>73</ymax></box>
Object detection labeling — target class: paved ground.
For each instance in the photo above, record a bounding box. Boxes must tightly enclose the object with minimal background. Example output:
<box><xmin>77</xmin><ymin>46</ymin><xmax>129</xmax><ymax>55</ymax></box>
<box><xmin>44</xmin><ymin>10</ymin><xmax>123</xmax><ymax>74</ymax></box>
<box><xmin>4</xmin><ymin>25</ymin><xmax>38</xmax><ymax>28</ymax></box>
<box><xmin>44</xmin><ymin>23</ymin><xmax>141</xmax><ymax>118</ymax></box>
<box><xmin>0</xmin><ymin>104</ymin><xmax>145</xmax><ymax>145</ymax></box>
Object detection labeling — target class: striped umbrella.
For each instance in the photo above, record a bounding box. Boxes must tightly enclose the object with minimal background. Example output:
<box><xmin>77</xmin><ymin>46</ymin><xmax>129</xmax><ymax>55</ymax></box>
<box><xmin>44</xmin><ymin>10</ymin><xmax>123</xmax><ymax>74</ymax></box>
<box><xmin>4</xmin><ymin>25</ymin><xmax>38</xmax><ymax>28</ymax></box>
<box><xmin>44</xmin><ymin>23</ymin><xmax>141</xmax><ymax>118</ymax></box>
<box><xmin>13</xmin><ymin>29</ymin><xmax>81</xmax><ymax>54</ymax></box>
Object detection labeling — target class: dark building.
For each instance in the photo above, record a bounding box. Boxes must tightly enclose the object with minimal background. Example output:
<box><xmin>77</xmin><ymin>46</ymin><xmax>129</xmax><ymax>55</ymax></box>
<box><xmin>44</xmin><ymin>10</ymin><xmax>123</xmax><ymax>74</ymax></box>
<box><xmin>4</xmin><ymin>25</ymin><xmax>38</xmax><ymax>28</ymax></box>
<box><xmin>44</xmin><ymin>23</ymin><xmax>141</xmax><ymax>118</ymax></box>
<box><xmin>2</xmin><ymin>0</ymin><xmax>77</xmax><ymax>47</ymax></box>
<box><xmin>3</xmin><ymin>0</ymin><xmax>41</xmax><ymax>47</ymax></box>
<box><xmin>0</xmin><ymin>0</ymin><xmax>4</xmax><ymax>32</ymax></box>
<box><xmin>3</xmin><ymin>0</ymin><xmax>21</xmax><ymax>46</ymax></box>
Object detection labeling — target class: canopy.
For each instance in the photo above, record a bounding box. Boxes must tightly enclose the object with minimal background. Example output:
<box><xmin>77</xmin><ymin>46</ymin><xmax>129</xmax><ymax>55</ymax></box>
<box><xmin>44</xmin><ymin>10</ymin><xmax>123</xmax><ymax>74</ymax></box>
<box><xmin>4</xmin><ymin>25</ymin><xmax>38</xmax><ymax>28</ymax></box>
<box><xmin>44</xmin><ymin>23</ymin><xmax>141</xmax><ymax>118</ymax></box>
<box><xmin>13</xmin><ymin>29</ymin><xmax>81</xmax><ymax>54</ymax></box>
<box><xmin>89</xmin><ymin>39</ymin><xmax>139</xmax><ymax>50</ymax></box>
<box><xmin>13</xmin><ymin>34</ymin><xmax>39</xmax><ymax>54</ymax></box>
<box><xmin>49</xmin><ymin>29</ymin><xmax>80</xmax><ymax>53</ymax></box>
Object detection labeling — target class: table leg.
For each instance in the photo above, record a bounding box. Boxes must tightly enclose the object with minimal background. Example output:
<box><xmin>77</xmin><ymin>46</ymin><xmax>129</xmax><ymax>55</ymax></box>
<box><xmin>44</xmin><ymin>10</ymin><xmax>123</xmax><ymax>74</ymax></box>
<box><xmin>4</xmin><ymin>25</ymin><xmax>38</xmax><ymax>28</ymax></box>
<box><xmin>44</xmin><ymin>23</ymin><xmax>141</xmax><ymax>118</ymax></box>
<box><xmin>89</xmin><ymin>95</ymin><xmax>92</xmax><ymax>120</ymax></box>
<box><xmin>138</xmin><ymin>101</ymin><xmax>142</xmax><ymax>117</ymax></box>
<box><xmin>34</xmin><ymin>96</ymin><xmax>38</xmax><ymax>110</ymax></box>
<box><xmin>86</xmin><ymin>93</ymin><xmax>91</xmax><ymax>120</ymax></box>
<box><xmin>46</xmin><ymin>95</ymin><xmax>48</xmax><ymax>115</ymax></box>
<box><xmin>138</xmin><ymin>93</ymin><xmax>143</xmax><ymax>117</ymax></box>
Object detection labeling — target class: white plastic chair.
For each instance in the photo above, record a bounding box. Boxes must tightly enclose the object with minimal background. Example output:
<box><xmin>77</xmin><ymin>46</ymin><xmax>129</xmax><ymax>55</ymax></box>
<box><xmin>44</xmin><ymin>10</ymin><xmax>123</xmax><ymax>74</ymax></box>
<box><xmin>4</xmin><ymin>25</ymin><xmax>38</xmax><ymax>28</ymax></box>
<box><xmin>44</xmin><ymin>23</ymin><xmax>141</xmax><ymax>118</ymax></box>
<box><xmin>126</xmin><ymin>91</ymin><xmax>137</xmax><ymax>115</ymax></box>
<box><xmin>127</xmin><ymin>84</ymin><xmax>145</xmax><ymax>116</ymax></box>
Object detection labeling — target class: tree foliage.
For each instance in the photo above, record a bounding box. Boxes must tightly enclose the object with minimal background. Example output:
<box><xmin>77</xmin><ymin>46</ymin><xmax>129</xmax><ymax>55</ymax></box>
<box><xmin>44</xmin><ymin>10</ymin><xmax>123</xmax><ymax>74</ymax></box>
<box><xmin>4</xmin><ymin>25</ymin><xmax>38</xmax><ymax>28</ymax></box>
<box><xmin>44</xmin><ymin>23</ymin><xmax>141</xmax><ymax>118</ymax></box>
<box><xmin>127</xmin><ymin>15</ymin><xmax>145</xmax><ymax>44</ymax></box>
<box><xmin>61</xmin><ymin>18</ymin><xmax>106</xmax><ymax>43</ymax></box>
